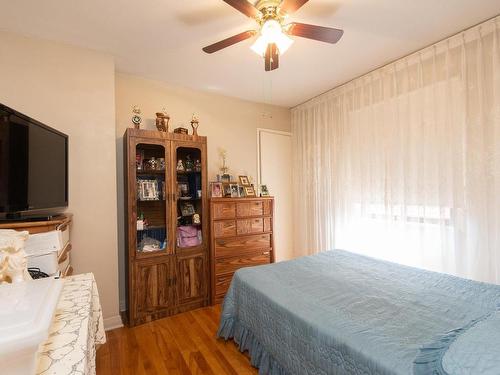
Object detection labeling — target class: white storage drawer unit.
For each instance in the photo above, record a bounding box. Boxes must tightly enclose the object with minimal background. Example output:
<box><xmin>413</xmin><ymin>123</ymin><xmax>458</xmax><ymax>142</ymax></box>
<box><xmin>0</xmin><ymin>215</ymin><xmax>73</xmax><ymax>277</ymax></box>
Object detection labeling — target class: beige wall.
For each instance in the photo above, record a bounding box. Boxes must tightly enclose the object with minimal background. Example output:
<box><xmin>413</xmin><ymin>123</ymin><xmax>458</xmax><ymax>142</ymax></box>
<box><xmin>115</xmin><ymin>73</ymin><xmax>291</xmax><ymax>309</ymax></box>
<box><xmin>0</xmin><ymin>32</ymin><xmax>120</xmax><ymax>327</ymax></box>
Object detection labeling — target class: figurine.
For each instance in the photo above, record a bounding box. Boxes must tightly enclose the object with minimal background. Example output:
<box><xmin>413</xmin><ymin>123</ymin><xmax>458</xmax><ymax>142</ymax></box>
<box><xmin>193</xmin><ymin>214</ymin><xmax>201</xmax><ymax>225</ymax></box>
<box><xmin>194</xmin><ymin>159</ymin><xmax>202</xmax><ymax>172</ymax></box>
<box><xmin>219</xmin><ymin>148</ymin><xmax>229</xmax><ymax>175</ymax></box>
<box><xmin>131</xmin><ymin>105</ymin><xmax>142</xmax><ymax>129</ymax></box>
<box><xmin>148</xmin><ymin>157</ymin><xmax>159</xmax><ymax>170</ymax></box>
<box><xmin>0</xmin><ymin>230</ymin><xmax>31</xmax><ymax>284</ymax></box>
<box><xmin>185</xmin><ymin>155</ymin><xmax>194</xmax><ymax>172</ymax></box>
<box><xmin>176</xmin><ymin>159</ymin><xmax>185</xmax><ymax>172</ymax></box>
<box><xmin>155</xmin><ymin>109</ymin><xmax>170</xmax><ymax>132</ymax></box>
<box><xmin>190</xmin><ymin>114</ymin><xmax>200</xmax><ymax>137</ymax></box>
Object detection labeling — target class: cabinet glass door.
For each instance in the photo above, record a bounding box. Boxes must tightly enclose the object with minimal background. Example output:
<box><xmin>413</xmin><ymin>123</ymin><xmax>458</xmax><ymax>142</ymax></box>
<box><xmin>175</xmin><ymin>146</ymin><xmax>203</xmax><ymax>249</ymax></box>
<box><xmin>135</xmin><ymin>143</ymin><xmax>171</xmax><ymax>255</ymax></box>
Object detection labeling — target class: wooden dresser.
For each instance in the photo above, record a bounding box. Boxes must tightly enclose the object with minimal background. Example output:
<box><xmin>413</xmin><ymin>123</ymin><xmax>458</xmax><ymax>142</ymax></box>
<box><xmin>210</xmin><ymin>197</ymin><xmax>274</xmax><ymax>304</ymax></box>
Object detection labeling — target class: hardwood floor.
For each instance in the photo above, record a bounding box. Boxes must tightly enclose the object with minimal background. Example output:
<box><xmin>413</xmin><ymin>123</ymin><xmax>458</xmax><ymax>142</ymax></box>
<box><xmin>96</xmin><ymin>305</ymin><xmax>257</xmax><ymax>375</ymax></box>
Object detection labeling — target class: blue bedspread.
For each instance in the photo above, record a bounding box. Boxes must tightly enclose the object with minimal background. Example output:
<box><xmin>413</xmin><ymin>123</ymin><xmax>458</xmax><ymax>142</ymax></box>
<box><xmin>217</xmin><ymin>250</ymin><xmax>500</xmax><ymax>375</ymax></box>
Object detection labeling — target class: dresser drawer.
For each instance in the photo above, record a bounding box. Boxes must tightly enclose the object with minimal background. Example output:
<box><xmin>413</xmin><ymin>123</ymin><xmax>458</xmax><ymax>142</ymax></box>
<box><xmin>236</xmin><ymin>201</ymin><xmax>263</xmax><ymax>217</ymax></box>
<box><xmin>215</xmin><ymin>249</ymin><xmax>271</xmax><ymax>275</ymax></box>
<box><xmin>264</xmin><ymin>217</ymin><xmax>272</xmax><ymax>232</ymax></box>
<box><xmin>215</xmin><ymin>233</ymin><xmax>271</xmax><ymax>258</ymax></box>
<box><xmin>237</xmin><ymin>218</ymin><xmax>264</xmax><ymax>235</ymax></box>
<box><xmin>213</xmin><ymin>220</ymin><xmax>236</xmax><ymax>237</ymax></box>
<box><xmin>262</xmin><ymin>199</ymin><xmax>273</xmax><ymax>216</ymax></box>
<box><xmin>212</xmin><ymin>202</ymin><xmax>236</xmax><ymax>220</ymax></box>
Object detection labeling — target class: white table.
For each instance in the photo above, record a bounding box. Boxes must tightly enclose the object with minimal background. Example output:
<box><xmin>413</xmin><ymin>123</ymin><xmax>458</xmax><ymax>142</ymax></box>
<box><xmin>36</xmin><ymin>273</ymin><xmax>106</xmax><ymax>375</ymax></box>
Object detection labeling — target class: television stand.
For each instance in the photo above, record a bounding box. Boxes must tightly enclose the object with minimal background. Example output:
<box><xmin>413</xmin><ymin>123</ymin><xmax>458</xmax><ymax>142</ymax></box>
<box><xmin>0</xmin><ymin>214</ymin><xmax>70</xmax><ymax>232</ymax></box>
<box><xmin>2</xmin><ymin>214</ymin><xmax>56</xmax><ymax>223</ymax></box>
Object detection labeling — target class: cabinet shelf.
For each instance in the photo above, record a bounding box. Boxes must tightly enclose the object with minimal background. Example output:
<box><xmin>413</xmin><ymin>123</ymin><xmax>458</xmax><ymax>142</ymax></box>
<box><xmin>137</xmin><ymin>169</ymin><xmax>166</xmax><ymax>175</ymax></box>
<box><xmin>176</xmin><ymin>170</ymin><xmax>201</xmax><ymax>175</ymax></box>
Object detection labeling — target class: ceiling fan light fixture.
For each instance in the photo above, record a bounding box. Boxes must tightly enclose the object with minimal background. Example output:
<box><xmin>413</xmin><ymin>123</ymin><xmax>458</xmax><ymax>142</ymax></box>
<box><xmin>250</xmin><ymin>35</ymin><xmax>268</xmax><ymax>56</ymax></box>
<box><xmin>250</xmin><ymin>19</ymin><xmax>294</xmax><ymax>56</ymax></box>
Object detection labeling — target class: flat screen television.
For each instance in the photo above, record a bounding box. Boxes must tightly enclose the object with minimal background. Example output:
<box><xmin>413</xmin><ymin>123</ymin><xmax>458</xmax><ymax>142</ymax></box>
<box><xmin>0</xmin><ymin>103</ymin><xmax>68</xmax><ymax>220</ymax></box>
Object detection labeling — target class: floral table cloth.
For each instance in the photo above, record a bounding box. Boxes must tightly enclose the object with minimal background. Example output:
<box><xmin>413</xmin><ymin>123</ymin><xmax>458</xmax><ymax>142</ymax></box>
<box><xmin>36</xmin><ymin>273</ymin><xmax>106</xmax><ymax>375</ymax></box>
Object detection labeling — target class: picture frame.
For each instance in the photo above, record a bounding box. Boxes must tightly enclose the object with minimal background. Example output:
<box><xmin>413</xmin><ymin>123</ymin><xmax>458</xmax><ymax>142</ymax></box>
<box><xmin>223</xmin><ymin>184</ymin><xmax>232</xmax><ymax>197</ymax></box>
<box><xmin>239</xmin><ymin>175</ymin><xmax>250</xmax><ymax>186</ymax></box>
<box><xmin>238</xmin><ymin>185</ymin><xmax>245</xmax><ymax>197</ymax></box>
<box><xmin>230</xmin><ymin>184</ymin><xmax>239</xmax><ymax>198</ymax></box>
<box><xmin>210</xmin><ymin>182</ymin><xmax>223</xmax><ymax>198</ymax></box>
<box><xmin>138</xmin><ymin>179</ymin><xmax>159</xmax><ymax>201</ymax></box>
<box><xmin>177</xmin><ymin>182</ymin><xmax>189</xmax><ymax>198</ymax></box>
<box><xmin>244</xmin><ymin>186</ymin><xmax>256</xmax><ymax>197</ymax></box>
<box><xmin>180</xmin><ymin>202</ymin><xmax>195</xmax><ymax>216</ymax></box>
<box><xmin>260</xmin><ymin>184</ymin><xmax>270</xmax><ymax>196</ymax></box>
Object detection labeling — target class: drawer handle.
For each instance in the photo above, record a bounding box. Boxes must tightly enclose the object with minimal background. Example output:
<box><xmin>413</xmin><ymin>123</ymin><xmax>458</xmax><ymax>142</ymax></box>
<box><xmin>262</xmin><ymin>251</ymin><xmax>270</xmax><ymax>255</ymax></box>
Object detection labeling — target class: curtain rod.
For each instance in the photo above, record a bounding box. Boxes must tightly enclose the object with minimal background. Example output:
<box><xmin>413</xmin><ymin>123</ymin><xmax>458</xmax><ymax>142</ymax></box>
<box><xmin>291</xmin><ymin>13</ymin><xmax>500</xmax><ymax>109</ymax></box>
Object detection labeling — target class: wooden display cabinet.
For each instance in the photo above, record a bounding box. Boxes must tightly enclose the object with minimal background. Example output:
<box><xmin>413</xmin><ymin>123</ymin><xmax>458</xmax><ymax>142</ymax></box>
<box><xmin>124</xmin><ymin>129</ymin><xmax>209</xmax><ymax>326</ymax></box>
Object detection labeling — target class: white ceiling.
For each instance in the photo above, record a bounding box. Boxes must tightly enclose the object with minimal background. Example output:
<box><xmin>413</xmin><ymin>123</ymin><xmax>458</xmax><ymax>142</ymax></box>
<box><xmin>1</xmin><ymin>0</ymin><xmax>499</xmax><ymax>107</ymax></box>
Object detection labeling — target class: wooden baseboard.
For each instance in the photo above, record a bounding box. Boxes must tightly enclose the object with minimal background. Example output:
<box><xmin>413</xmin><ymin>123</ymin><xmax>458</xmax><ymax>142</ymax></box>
<box><xmin>103</xmin><ymin>315</ymin><xmax>123</xmax><ymax>331</ymax></box>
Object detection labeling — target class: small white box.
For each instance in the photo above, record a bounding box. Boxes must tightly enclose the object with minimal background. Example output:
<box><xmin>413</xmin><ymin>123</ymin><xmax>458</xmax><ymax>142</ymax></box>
<box><xmin>24</xmin><ymin>228</ymin><xmax>69</xmax><ymax>257</ymax></box>
<box><xmin>24</xmin><ymin>229</ymin><xmax>70</xmax><ymax>276</ymax></box>
<box><xmin>0</xmin><ymin>277</ymin><xmax>63</xmax><ymax>375</ymax></box>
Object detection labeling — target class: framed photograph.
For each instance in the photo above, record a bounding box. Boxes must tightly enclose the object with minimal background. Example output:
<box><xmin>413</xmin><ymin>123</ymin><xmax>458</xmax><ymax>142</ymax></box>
<box><xmin>238</xmin><ymin>185</ymin><xmax>245</xmax><ymax>197</ymax></box>
<box><xmin>230</xmin><ymin>184</ymin><xmax>239</xmax><ymax>197</ymax></box>
<box><xmin>260</xmin><ymin>184</ymin><xmax>270</xmax><ymax>196</ymax></box>
<box><xmin>180</xmin><ymin>202</ymin><xmax>195</xmax><ymax>216</ymax></box>
<box><xmin>223</xmin><ymin>184</ymin><xmax>232</xmax><ymax>197</ymax></box>
<box><xmin>177</xmin><ymin>182</ymin><xmax>189</xmax><ymax>198</ymax></box>
<box><xmin>138</xmin><ymin>179</ymin><xmax>159</xmax><ymax>201</ymax></box>
<box><xmin>244</xmin><ymin>186</ymin><xmax>256</xmax><ymax>197</ymax></box>
<box><xmin>239</xmin><ymin>175</ymin><xmax>250</xmax><ymax>186</ymax></box>
<box><xmin>210</xmin><ymin>182</ymin><xmax>223</xmax><ymax>198</ymax></box>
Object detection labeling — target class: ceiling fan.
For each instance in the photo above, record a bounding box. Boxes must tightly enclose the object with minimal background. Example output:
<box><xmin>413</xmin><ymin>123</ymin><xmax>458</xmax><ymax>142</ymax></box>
<box><xmin>202</xmin><ymin>0</ymin><xmax>344</xmax><ymax>71</ymax></box>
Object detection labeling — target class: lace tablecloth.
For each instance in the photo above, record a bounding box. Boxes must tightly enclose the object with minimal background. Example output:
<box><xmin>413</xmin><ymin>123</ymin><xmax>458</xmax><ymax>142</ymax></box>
<box><xmin>36</xmin><ymin>273</ymin><xmax>106</xmax><ymax>375</ymax></box>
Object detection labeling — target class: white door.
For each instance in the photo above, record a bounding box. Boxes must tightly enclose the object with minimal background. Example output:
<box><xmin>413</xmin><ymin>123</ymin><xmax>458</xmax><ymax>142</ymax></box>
<box><xmin>258</xmin><ymin>129</ymin><xmax>293</xmax><ymax>262</ymax></box>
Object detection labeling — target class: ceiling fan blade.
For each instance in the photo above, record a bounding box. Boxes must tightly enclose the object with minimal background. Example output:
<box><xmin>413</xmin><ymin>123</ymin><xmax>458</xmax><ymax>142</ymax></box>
<box><xmin>265</xmin><ymin>43</ymin><xmax>279</xmax><ymax>71</ymax></box>
<box><xmin>287</xmin><ymin>22</ymin><xmax>344</xmax><ymax>44</ymax></box>
<box><xmin>203</xmin><ymin>30</ymin><xmax>256</xmax><ymax>54</ymax></box>
<box><xmin>223</xmin><ymin>0</ymin><xmax>260</xmax><ymax>18</ymax></box>
<box><xmin>280</xmin><ymin>0</ymin><xmax>309</xmax><ymax>14</ymax></box>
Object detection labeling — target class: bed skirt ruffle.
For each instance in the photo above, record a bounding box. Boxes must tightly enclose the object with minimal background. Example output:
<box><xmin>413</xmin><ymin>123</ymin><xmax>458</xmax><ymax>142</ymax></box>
<box><xmin>217</xmin><ymin>316</ymin><xmax>289</xmax><ymax>375</ymax></box>
<box><xmin>413</xmin><ymin>306</ymin><xmax>500</xmax><ymax>375</ymax></box>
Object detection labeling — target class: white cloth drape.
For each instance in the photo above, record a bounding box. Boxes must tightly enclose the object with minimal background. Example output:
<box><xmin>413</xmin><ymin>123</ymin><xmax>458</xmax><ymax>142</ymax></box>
<box><xmin>292</xmin><ymin>16</ymin><xmax>500</xmax><ymax>284</ymax></box>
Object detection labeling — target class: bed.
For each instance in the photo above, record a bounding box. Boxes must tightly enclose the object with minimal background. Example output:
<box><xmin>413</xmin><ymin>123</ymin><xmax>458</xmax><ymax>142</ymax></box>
<box><xmin>217</xmin><ymin>250</ymin><xmax>500</xmax><ymax>375</ymax></box>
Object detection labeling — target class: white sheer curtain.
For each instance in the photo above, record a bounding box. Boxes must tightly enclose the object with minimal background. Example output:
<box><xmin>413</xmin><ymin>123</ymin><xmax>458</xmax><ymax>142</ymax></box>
<box><xmin>292</xmin><ymin>16</ymin><xmax>500</xmax><ymax>284</ymax></box>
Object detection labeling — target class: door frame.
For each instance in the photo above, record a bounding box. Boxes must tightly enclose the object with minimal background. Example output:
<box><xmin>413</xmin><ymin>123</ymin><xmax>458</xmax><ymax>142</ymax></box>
<box><xmin>256</xmin><ymin>128</ymin><xmax>292</xmax><ymax>187</ymax></box>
